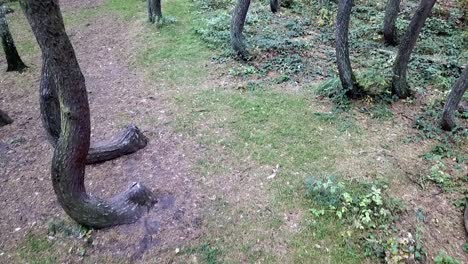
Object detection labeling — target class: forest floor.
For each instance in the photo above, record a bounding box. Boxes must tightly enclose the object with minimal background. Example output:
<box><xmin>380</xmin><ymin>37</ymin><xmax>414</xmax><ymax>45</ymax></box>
<box><xmin>0</xmin><ymin>0</ymin><xmax>467</xmax><ymax>263</ymax></box>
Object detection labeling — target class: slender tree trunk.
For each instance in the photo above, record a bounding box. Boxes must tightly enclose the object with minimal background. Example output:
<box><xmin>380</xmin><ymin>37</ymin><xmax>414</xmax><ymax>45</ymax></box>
<box><xmin>20</xmin><ymin>0</ymin><xmax>155</xmax><ymax>228</ymax></box>
<box><xmin>440</xmin><ymin>67</ymin><xmax>467</xmax><ymax>131</ymax></box>
<box><xmin>270</xmin><ymin>0</ymin><xmax>280</xmax><ymax>13</ymax></box>
<box><xmin>391</xmin><ymin>0</ymin><xmax>436</xmax><ymax>99</ymax></box>
<box><xmin>0</xmin><ymin>109</ymin><xmax>13</xmax><ymax>126</ymax></box>
<box><xmin>383</xmin><ymin>0</ymin><xmax>401</xmax><ymax>46</ymax></box>
<box><xmin>0</xmin><ymin>6</ymin><xmax>27</xmax><ymax>72</ymax></box>
<box><xmin>230</xmin><ymin>0</ymin><xmax>251</xmax><ymax>59</ymax></box>
<box><xmin>40</xmin><ymin>58</ymin><xmax>148</xmax><ymax>164</ymax></box>
<box><xmin>148</xmin><ymin>0</ymin><xmax>162</xmax><ymax>23</ymax></box>
<box><xmin>335</xmin><ymin>0</ymin><xmax>363</xmax><ymax>99</ymax></box>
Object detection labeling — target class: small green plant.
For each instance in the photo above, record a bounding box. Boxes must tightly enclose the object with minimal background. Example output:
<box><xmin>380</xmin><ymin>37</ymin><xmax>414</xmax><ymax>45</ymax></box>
<box><xmin>306</xmin><ymin>177</ymin><xmax>401</xmax><ymax>230</ymax></box>
<box><xmin>425</xmin><ymin>161</ymin><xmax>455</xmax><ymax>191</ymax></box>
<box><xmin>434</xmin><ymin>250</ymin><xmax>461</xmax><ymax>264</ymax></box>
<box><xmin>47</xmin><ymin>218</ymin><xmax>93</xmax><ymax>244</ymax></box>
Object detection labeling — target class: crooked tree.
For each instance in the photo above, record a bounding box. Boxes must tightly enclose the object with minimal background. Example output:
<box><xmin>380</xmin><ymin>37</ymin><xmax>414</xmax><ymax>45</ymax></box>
<box><xmin>270</xmin><ymin>0</ymin><xmax>279</xmax><ymax>13</ymax></box>
<box><xmin>391</xmin><ymin>0</ymin><xmax>436</xmax><ymax>99</ymax></box>
<box><xmin>0</xmin><ymin>109</ymin><xmax>13</xmax><ymax>126</ymax></box>
<box><xmin>230</xmin><ymin>0</ymin><xmax>250</xmax><ymax>59</ymax></box>
<box><xmin>440</xmin><ymin>67</ymin><xmax>467</xmax><ymax>131</ymax></box>
<box><xmin>40</xmin><ymin>58</ymin><xmax>148</xmax><ymax>164</ymax></box>
<box><xmin>383</xmin><ymin>0</ymin><xmax>401</xmax><ymax>46</ymax></box>
<box><xmin>20</xmin><ymin>0</ymin><xmax>155</xmax><ymax>228</ymax></box>
<box><xmin>148</xmin><ymin>0</ymin><xmax>162</xmax><ymax>23</ymax></box>
<box><xmin>335</xmin><ymin>0</ymin><xmax>364</xmax><ymax>99</ymax></box>
<box><xmin>0</xmin><ymin>4</ymin><xmax>27</xmax><ymax>72</ymax></box>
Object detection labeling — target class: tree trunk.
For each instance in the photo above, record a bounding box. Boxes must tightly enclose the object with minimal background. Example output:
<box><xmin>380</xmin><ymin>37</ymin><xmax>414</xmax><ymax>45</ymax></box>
<box><xmin>383</xmin><ymin>0</ymin><xmax>401</xmax><ymax>46</ymax></box>
<box><xmin>440</xmin><ymin>66</ymin><xmax>467</xmax><ymax>131</ymax></box>
<box><xmin>0</xmin><ymin>6</ymin><xmax>27</xmax><ymax>72</ymax></box>
<box><xmin>391</xmin><ymin>0</ymin><xmax>436</xmax><ymax>99</ymax></box>
<box><xmin>20</xmin><ymin>0</ymin><xmax>155</xmax><ymax>228</ymax></box>
<box><xmin>40</xmin><ymin>58</ymin><xmax>148</xmax><ymax>164</ymax></box>
<box><xmin>148</xmin><ymin>0</ymin><xmax>162</xmax><ymax>23</ymax></box>
<box><xmin>270</xmin><ymin>0</ymin><xmax>280</xmax><ymax>13</ymax></box>
<box><xmin>335</xmin><ymin>0</ymin><xmax>363</xmax><ymax>99</ymax></box>
<box><xmin>0</xmin><ymin>109</ymin><xmax>13</xmax><ymax>126</ymax></box>
<box><xmin>230</xmin><ymin>0</ymin><xmax>250</xmax><ymax>59</ymax></box>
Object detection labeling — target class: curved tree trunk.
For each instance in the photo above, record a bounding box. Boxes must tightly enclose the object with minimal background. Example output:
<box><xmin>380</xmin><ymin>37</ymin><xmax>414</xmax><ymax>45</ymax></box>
<box><xmin>230</xmin><ymin>0</ymin><xmax>251</xmax><ymax>59</ymax></box>
<box><xmin>335</xmin><ymin>0</ymin><xmax>363</xmax><ymax>99</ymax></box>
<box><xmin>21</xmin><ymin>0</ymin><xmax>155</xmax><ymax>228</ymax></box>
<box><xmin>383</xmin><ymin>0</ymin><xmax>401</xmax><ymax>46</ymax></box>
<box><xmin>0</xmin><ymin>6</ymin><xmax>27</xmax><ymax>72</ymax></box>
<box><xmin>40</xmin><ymin>58</ymin><xmax>148</xmax><ymax>164</ymax></box>
<box><xmin>464</xmin><ymin>199</ymin><xmax>468</xmax><ymax>234</ymax></box>
<box><xmin>391</xmin><ymin>0</ymin><xmax>436</xmax><ymax>99</ymax></box>
<box><xmin>441</xmin><ymin>66</ymin><xmax>467</xmax><ymax>131</ymax></box>
<box><xmin>148</xmin><ymin>0</ymin><xmax>162</xmax><ymax>23</ymax></box>
<box><xmin>270</xmin><ymin>0</ymin><xmax>280</xmax><ymax>13</ymax></box>
<box><xmin>0</xmin><ymin>109</ymin><xmax>13</xmax><ymax>126</ymax></box>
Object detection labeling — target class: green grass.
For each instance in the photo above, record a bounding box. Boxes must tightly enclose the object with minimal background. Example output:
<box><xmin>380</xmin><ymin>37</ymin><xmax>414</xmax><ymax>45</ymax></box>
<box><xmin>107</xmin><ymin>0</ymin><xmax>213</xmax><ymax>87</ymax></box>
<box><xmin>19</xmin><ymin>234</ymin><xmax>57</xmax><ymax>264</ymax></box>
<box><xmin>174</xmin><ymin>88</ymin><xmax>368</xmax><ymax>263</ymax></box>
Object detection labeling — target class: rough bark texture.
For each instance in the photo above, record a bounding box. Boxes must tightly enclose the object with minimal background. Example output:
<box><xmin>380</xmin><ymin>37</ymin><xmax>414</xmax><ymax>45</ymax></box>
<box><xmin>230</xmin><ymin>0</ymin><xmax>250</xmax><ymax>59</ymax></box>
<box><xmin>270</xmin><ymin>0</ymin><xmax>280</xmax><ymax>13</ymax></box>
<box><xmin>335</xmin><ymin>0</ymin><xmax>363</xmax><ymax>99</ymax></box>
<box><xmin>465</xmin><ymin>199</ymin><xmax>468</xmax><ymax>234</ymax></box>
<box><xmin>0</xmin><ymin>6</ymin><xmax>27</xmax><ymax>72</ymax></box>
<box><xmin>391</xmin><ymin>0</ymin><xmax>436</xmax><ymax>99</ymax></box>
<box><xmin>0</xmin><ymin>109</ymin><xmax>13</xmax><ymax>126</ymax></box>
<box><xmin>148</xmin><ymin>0</ymin><xmax>162</xmax><ymax>23</ymax></box>
<box><xmin>441</xmin><ymin>66</ymin><xmax>467</xmax><ymax>131</ymax></box>
<box><xmin>40</xmin><ymin>58</ymin><xmax>148</xmax><ymax>164</ymax></box>
<box><xmin>383</xmin><ymin>0</ymin><xmax>401</xmax><ymax>46</ymax></box>
<box><xmin>21</xmin><ymin>0</ymin><xmax>156</xmax><ymax>228</ymax></box>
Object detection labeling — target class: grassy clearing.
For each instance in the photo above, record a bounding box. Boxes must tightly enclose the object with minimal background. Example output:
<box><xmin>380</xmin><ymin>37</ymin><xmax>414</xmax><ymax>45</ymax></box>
<box><xmin>103</xmin><ymin>0</ymin><xmax>411</xmax><ymax>263</ymax></box>
<box><xmin>108</xmin><ymin>0</ymin><xmax>213</xmax><ymax>87</ymax></box>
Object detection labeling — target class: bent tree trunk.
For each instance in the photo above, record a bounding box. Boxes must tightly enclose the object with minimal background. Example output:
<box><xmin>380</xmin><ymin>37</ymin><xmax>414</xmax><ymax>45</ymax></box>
<box><xmin>40</xmin><ymin>58</ymin><xmax>148</xmax><ymax>164</ymax></box>
<box><xmin>391</xmin><ymin>0</ymin><xmax>436</xmax><ymax>99</ymax></box>
<box><xmin>0</xmin><ymin>6</ymin><xmax>27</xmax><ymax>72</ymax></box>
<box><xmin>230</xmin><ymin>0</ymin><xmax>251</xmax><ymax>59</ymax></box>
<box><xmin>147</xmin><ymin>0</ymin><xmax>162</xmax><ymax>23</ymax></box>
<box><xmin>0</xmin><ymin>109</ymin><xmax>13</xmax><ymax>126</ymax></box>
<box><xmin>335</xmin><ymin>0</ymin><xmax>363</xmax><ymax>99</ymax></box>
<box><xmin>21</xmin><ymin>0</ymin><xmax>155</xmax><ymax>228</ymax></box>
<box><xmin>270</xmin><ymin>0</ymin><xmax>280</xmax><ymax>13</ymax></box>
<box><xmin>441</xmin><ymin>66</ymin><xmax>468</xmax><ymax>131</ymax></box>
<box><xmin>383</xmin><ymin>0</ymin><xmax>401</xmax><ymax>46</ymax></box>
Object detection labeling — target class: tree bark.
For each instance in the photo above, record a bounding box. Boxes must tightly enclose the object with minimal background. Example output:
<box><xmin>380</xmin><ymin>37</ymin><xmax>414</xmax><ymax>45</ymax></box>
<box><xmin>335</xmin><ymin>0</ymin><xmax>363</xmax><ymax>99</ymax></box>
<box><xmin>230</xmin><ymin>0</ymin><xmax>250</xmax><ymax>59</ymax></box>
<box><xmin>20</xmin><ymin>0</ymin><xmax>156</xmax><ymax>228</ymax></box>
<box><xmin>270</xmin><ymin>0</ymin><xmax>280</xmax><ymax>13</ymax></box>
<box><xmin>40</xmin><ymin>58</ymin><xmax>148</xmax><ymax>164</ymax></box>
<box><xmin>464</xmin><ymin>199</ymin><xmax>468</xmax><ymax>234</ymax></box>
<box><xmin>383</xmin><ymin>0</ymin><xmax>401</xmax><ymax>46</ymax></box>
<box><xmin>0</xmin><ymin>6</ymin><xmax>27</xmax><ymax>72</ymax></box>
<box><xmin>0</xmin><ymin>109</ymin><xmax>13</xmax><ymax>126</ymax></box>
<box><xmin>391</xmin><ymin>0</ymin><xmax>436</xmax><ymax>99</ymax></box>
<box><xmin>441</xmin><ymin>66</ymin><xmax>467</xmax><ymax>131</ymax></box>
<box><xmin>148</xmin><ymin>0</ymin><xmax>162</xmax><ymax>23</ymax></box>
